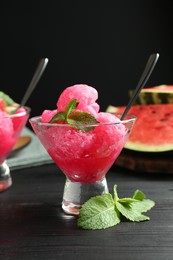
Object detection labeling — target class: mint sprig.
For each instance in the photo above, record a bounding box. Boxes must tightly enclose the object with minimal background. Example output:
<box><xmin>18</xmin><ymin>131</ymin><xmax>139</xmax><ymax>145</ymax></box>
<box><xmin>77</xmin><ymin>184</ymin><xmax>155</xmax><ymax>230</ymax></box>
<box><xmin>49</xmin><ymin>99</ymin><xmax>99</xmax><ymax>132</ymax></box>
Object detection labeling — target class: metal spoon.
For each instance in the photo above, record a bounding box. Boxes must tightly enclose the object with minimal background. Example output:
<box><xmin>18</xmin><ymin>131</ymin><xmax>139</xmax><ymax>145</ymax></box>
<box><xmin>12</xmin><ymin>135</ymin><xmax>32</xmax><ymax>152</ymax></box>
<box><xmin>10</xmin><ymin>58</ymin><xmax>49</xmax><ymax>154</ymax></box>
<box><xmin>120</xmin><ymin>53</ymin><xmax>159</xmax><ymax>120</ymax></box>
<box><xmin>20</xmin><ymin>57</ymin><xmax>49</xmax><ymax>107</ymax></box>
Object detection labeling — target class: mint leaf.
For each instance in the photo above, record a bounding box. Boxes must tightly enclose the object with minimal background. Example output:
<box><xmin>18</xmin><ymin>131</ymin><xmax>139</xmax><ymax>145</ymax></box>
<box><xmin>49</xmin><ymin>98</ymin><xmax>99</xmax><ymax>132</ymax></box>
<box><xmin>115</xmin><ymin>187</ymin><xmax>155</xmax><ymax>222</ymax></box>
<box><xmin>49</xmin><ymin>111</ymin><xmax>66</xmax><ymax>123</ymax></box>
<box><xmin>77</xmin><ymin>194</ymin><xmax>120</xmax><ymax>230</ymax></box>
<box><xmin>69</xmin><ymin>111</ymin><xmax>99</xmax><ymax>124</ymax></box>
<box><xmin>116</xmin><ymin>201</ymin><xmax>150</xmax><ymax>222</ymax></box>
<box><xmin>49</xmin><ymin>99</ymin><xmax>78</xmax><ymax>123</ymax></box>
<box><xmin>65</xmin><ymin>99</ymin><xmax>78</xmax><ymax>118</ymax></box>
<box><xmin>68</xmin><ymin>111</ymin><xmax>99</xmax><ymax>132</ymax></box>
<box><xmin>118</xmin><ymin>198</ymin><xmax>138</xmax><ymax>203</ymax></box>
<box><xmin>114</xmin><ymin>185</ymin><xmax>138</xmax><ymax>204</ymax></box>
<box><xmin>132</xmin><ymin>190</ymin><xmax>146</xmax><ymax>201</ymax></box>
<box><xmin>130</xmin><ymin>199</ymin><xmax>155</xmax><ymax>213</ymax></box>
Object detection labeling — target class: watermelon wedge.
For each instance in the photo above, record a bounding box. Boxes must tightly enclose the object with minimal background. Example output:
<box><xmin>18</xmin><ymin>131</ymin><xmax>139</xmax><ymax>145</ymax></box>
<box><xmin>106</xmin><ymin>104</ymin><xmax>173</xmax><ymax>152</ymax></box>
<box><xmin>129</xmin><ymin>85</ymin><xmax>173</xmax><ymax>104</ymax></box>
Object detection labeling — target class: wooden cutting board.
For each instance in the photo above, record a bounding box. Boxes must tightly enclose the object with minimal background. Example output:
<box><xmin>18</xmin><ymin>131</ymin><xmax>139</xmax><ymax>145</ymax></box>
<box><xmin>115</xmin><ymin>148</ymin><xmax>173</xmax><ymax>174</ymax></box>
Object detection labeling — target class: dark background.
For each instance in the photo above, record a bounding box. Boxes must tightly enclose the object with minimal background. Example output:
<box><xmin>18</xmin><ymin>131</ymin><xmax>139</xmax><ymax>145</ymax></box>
<box><xmin>1</xmin><ymin>0</ymin><xmax>173</xmax><ymax>119</ymax></box>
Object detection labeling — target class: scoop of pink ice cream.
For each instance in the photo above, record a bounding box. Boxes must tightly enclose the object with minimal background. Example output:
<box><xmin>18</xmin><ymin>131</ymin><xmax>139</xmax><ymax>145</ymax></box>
<box><xmin>41</xmin><ymin>84</ymin><xmax>100</xmax><ymax>122</ymax></box>
<box><xmin>57</xmin><ymin>84</ymin><xmax>100</xmax><ymax>115</ymax></box>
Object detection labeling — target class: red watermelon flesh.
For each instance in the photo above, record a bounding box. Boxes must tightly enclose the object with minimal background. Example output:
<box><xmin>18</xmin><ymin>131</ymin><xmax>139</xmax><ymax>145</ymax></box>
<box><xmin>106</xmin><ymin>104</ymin><xmax>173</xmax><ymax>152</ymax></box>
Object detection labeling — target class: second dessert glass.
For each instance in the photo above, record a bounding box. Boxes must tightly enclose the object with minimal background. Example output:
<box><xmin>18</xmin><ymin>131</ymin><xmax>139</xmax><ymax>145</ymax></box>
<box><xmin>0</xmin><ymin>107</ymin><xmax>31</xmax><ymax>192</ymax></box>
<box><xmin>30</xmin><ymin>112</ymin><xmax>136</xmax><ymax>215</ymax></box>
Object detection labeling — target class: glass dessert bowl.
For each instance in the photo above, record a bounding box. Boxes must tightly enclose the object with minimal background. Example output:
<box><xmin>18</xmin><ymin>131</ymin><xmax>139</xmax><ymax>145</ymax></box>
<box><xmin>30</xmin><ymin>112</ymin><xmax>136</xmax><ymax>215</ymax></box>
<box><xmin>0</xmin><ymin>106</ymin><xmax>30</xmax><ymax>192</ymax></box>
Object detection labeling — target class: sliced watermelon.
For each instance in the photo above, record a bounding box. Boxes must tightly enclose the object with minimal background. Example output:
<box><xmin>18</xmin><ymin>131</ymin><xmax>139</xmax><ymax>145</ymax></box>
<box><xmin>0</xmin><ymin>91</ymin><xmax>19</xmax><ymax>114</ymax></box>
<box><xmin>0</xmin><ymin>91</ymin><xmax>15</xmax><ymax>106</ymax></box>
<box><xmin>106</xmin><ymin>104</ymin><xmax>173</xmax><ymax>152</ymax></box>
<box><xmin>129</xmin><ymin>85</ymin><xmax>173</xmax><ymax>104</ymax></box>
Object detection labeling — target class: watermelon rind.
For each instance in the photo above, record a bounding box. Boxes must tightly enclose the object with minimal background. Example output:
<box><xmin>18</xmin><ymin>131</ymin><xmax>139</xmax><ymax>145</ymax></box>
<box><xmin>129</xmin><ymin>85</ymin><xmax>173</xmax><ymax>104</ymax></box>
<box><xmin>0</xmin><ymin>91</ymin><xmax>15</xmax><ymax>105</ymax></box>
<box><xmin>106</xmin><ymin>105</ymin><xmax>119</xmax><ymax>113</ymax></box>
<box><xmin>124</xmin><ymin>141</ymin><xmax>173</xmax><ymax>153</ymax></box>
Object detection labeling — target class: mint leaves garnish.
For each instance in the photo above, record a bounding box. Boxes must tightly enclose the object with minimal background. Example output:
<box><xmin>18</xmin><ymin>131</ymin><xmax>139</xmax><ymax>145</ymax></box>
<box><xmin>0</xmin><ymin>91</ymin><xmax>15</xmax><ymax>106</ymax></box>
<box><xmin>49</xmin><ymin>99</ymin><xmax>99</xmax><ymax>132</ymax></box>
<box><xmin>77</xmin><ymin>184</ymin><xmax>155</xmax><ymax>230</ymax></box>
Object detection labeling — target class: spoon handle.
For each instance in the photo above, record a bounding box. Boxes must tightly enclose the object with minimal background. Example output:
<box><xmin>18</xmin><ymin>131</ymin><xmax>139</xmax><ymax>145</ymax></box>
<box><xmin>120</xmin><ymin>53</ymin><xmax>159</xmax><ymax>120</ymax></box>
<box><xmin>20</xmin><ymin>58</ymin><xmax>49</xmax><ymax>107</ymax></box>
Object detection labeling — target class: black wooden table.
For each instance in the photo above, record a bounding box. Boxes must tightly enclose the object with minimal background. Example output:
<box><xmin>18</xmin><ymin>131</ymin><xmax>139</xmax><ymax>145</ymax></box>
<box><xmin>0</xmin><ymin>164</ymin><xmax>173</xmax><ymax>260</ymax></box>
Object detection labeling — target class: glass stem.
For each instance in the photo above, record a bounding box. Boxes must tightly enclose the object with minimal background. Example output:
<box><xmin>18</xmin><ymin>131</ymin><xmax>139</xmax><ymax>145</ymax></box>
<box><xmin>0</xmin><ymin>161</ymin><xmax>12</xmax><ymax>192</ymax></box>
<box><xmin>62</xmin><ymin>177</ymin><xmax>109</xmax><ymax>215</ymax></box>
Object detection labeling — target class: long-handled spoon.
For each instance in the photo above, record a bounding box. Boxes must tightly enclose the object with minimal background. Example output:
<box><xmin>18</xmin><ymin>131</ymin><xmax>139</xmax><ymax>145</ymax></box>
<box><xmin>20</xmin><ymin>57</ymin><xmax>49</xmax><ymax>107</ymax></box>
<box><xmin>10</xmin><ymin>58</ymin><xmax>49</xmax><ymax>154</ymax></box>
<box><xmin>120</xmin><ymin>53</ymin><xmax>159</xmax><ymax>120</ymax></box>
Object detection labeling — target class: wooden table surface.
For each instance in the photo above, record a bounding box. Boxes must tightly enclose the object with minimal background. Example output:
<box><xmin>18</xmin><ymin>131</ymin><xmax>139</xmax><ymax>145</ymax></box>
<box><xmin>0</xmin><ymin>164</ymin><xmax>173</xmax><ymax>260</ymax></box>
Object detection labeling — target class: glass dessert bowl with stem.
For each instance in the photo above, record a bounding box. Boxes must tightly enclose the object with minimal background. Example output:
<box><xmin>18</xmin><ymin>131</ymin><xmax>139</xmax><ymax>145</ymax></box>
<box><xmin>30</xmin><ymin>112</ymin><xmax>136</xmax><ymax>215</ymax></box>
<box><xmin>0</xmin><ymin>106</ymin><xmax>30</xmax><ymax>192</ymax></box>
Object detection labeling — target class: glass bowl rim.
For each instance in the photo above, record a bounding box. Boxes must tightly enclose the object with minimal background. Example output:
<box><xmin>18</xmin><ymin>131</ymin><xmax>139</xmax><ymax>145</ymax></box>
<box><xmin>1</xmin><ymin>106</ymin><xmax>31</xmax><ymax>119</ymax></box>
<box><xmin>29</xmin><ymin>112</ymin><xmax>137</xmax><ymax>127</ymax></box>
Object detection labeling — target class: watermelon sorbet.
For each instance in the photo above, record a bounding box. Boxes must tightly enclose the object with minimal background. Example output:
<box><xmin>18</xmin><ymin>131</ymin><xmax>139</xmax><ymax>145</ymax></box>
<box><xmin>30</xmin><ymin>84</ymin><xmax>131</xmax><ymax>184</ymax></box>
<box><xmin>0</xmin><ymin>107</ymin><xmax>30</xmax><ymax>164</ymax></box>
